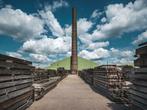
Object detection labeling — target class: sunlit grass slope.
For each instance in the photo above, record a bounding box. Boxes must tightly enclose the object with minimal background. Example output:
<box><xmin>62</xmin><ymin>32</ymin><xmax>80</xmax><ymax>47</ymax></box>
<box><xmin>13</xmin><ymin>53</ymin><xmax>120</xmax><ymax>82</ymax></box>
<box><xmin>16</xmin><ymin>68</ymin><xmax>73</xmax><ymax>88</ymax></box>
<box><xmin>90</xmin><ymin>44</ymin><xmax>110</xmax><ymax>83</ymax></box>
<box><xmin>48</xmin><ymin>57</ymin><xmax>97</xmax><ymax>70</ymax></box>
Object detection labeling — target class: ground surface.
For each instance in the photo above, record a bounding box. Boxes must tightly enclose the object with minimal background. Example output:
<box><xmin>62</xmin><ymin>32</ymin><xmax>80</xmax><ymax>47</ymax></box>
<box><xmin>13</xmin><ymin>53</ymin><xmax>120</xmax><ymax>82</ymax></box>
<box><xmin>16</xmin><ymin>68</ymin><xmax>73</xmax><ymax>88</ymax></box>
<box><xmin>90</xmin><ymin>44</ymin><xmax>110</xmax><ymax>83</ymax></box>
<box><xmin>27</xmin><ymin>75</ymin><xmax>126</xmax><ymax>110</ymax></box>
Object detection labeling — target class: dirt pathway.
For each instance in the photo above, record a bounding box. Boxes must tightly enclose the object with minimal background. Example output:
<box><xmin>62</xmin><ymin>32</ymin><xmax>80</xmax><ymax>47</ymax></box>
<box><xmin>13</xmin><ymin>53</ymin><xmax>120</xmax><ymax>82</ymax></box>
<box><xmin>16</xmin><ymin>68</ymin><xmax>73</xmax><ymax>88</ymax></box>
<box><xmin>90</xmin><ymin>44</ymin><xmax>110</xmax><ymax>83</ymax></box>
<box><xmin>27</xmin><ymin>75</ymin><xmax>125</xmax><ymax>110</ymax></box>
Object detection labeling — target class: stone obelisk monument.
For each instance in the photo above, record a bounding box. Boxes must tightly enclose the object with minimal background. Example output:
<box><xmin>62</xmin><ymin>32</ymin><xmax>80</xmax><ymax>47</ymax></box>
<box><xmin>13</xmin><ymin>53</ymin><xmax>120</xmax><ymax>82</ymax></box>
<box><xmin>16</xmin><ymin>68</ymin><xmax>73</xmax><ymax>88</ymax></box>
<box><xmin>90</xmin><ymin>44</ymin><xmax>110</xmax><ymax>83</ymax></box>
<box><xmin>70</xmin><ymin>8</ymin><xmax>78</xmax><ymax>74</ymax></box>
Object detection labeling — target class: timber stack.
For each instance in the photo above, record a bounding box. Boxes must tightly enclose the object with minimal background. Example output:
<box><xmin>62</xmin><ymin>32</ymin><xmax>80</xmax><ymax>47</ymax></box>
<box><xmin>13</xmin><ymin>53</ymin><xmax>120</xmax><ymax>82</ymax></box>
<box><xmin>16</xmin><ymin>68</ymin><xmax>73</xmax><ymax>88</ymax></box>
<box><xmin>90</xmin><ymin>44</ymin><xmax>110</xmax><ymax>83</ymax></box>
<box><xmin>0</xmin><ymin>54</ymin><xmax>34</xmax><ymax>110</ymax></box>
<box><xmin>130</xmin><ymin>42</ymin><xmax>147</xmax><ymax>110</ymax></box>
<box><xmin>93</xmin><ymin>65</ymin><xmax>124</xmax><ymax>100</ymax></box>
<box><xmin>33</xmin><ymin>69</ymin><xmax>61</xmax><ymax>100</ymax></box>
<box><xmin>79</xmin><ymin>65</ymin><xmax>125</xmax><ymax>101</ymax></box>
<box><xmin>79</xmin><ymin>69</ymin><xmax>93</xmax><ymax>85</ymax></box>
<box><xmin>57</xmin><ymin>67</ymin><xmax>67</xmax><ymax>79</ymax></box>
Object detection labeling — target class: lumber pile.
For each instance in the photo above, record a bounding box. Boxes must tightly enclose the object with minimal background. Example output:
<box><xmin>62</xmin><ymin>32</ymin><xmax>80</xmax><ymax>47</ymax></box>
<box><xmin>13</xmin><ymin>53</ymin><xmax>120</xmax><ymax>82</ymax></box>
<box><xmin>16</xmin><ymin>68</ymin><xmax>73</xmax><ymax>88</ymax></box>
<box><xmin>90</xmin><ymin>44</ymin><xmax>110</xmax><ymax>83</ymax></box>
<box><xmin>117</xmin><ymin>66</ymin><xmax>133</xmax><ymax>105</ymax></box>
<box><xmin>33</xmin><ymin>69</ymin><xmax>60</xmax><ymax>100</ymax></box>
<box><xmin>57</xmin><ymin>67</ymin><xmax>68</xmax><ymax>79</ymax></box>
<box><xmin>93</xmin><ymin>65</ymin><xmax>125</xmax><ymax>100</ymax></box>
<box><xmin>0</xmin><ymin>54</ymin><xmax>34</xmax><ymax>110</ymax></box>
<box><xmin>79</xmin><ymin>69</ymin><xmax>93</xmax><ymax>85</ymax></box>
<box><xmin>130</xmin><ymin>42</ymin><xmax>147</xmax><ymax>110</ymax></box>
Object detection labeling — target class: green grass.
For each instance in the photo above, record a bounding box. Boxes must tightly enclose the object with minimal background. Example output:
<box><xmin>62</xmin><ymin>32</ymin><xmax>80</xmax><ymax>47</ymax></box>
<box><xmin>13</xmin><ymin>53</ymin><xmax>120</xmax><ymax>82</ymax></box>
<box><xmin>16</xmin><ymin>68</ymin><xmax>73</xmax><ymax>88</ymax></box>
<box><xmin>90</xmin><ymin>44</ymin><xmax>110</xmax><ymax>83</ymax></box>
<box><xmin>48</xmin><ymin>57</ymin><xmax>97</xmax><ymax>70</ymax></box>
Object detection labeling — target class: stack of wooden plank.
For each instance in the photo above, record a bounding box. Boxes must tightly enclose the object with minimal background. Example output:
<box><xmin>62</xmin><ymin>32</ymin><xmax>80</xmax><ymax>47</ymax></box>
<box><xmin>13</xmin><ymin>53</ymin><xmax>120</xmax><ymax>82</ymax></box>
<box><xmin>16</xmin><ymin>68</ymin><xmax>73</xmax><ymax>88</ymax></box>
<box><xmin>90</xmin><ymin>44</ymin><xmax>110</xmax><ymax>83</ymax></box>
<box><xmin>0</xmin><ymin>54</ymin><xmax>34</xmax><ymax>110</ymax></box>
<box><xmin>79</xmin><ymin>69</ymin><xmax>94</xmax><ymax>85</ymax></box>
<box><xmin>33</xmin><ymin>69</ymin><xmax>50</xmax><ymax>84</ymax></box>
<box><xmin>33</xmin><ymin>69</ymin><xmax>61</xmax><ymax>100</ymax></box>
<box><xmin>130</xmin><ymin>42</ymin><xmax>147</xmax><ymax>110</ymax></box>
<box><xmin>47</xmin><ymin>69</ymin><xmax>57</xmax><ymax>77</ymax></box>
<box><xmin>93</xmin><ymin>65</ymin><xmax>124</xmax><ymax>100</ymax></box>
<box><xmin>57</xmin><ymin>67</ymin><xmax>68</xmax><ymax>79</ymax></box>
<box><xmin>121</xmin><ymin>66</ymin><xmax>133</xmax><ymax>104</ymax></box>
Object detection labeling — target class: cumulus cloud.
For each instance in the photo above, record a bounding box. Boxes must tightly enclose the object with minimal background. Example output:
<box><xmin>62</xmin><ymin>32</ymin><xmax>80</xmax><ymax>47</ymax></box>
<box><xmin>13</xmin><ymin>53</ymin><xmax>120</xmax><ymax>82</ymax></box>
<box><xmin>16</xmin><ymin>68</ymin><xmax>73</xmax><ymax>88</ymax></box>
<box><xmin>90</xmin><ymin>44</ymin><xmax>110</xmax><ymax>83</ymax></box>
<box><xmin>110</xmin><ymin>48</ymin><xmax>134</xmax><ymax>58</ymax></box>
<box><xmin>44</xmin><ymin>0</ymin><xmax>69</xmax><ymax>12</ymax></box>
<box><xmin>65</xmin><ymin>18</ymin><xmax>93</xmax><ymax>37</ymax></box>
<box><xmin>92</xmin><ymin>0</ymin><xmax>147</xmax><ymax>41</ymax></box>
<box><xmin>91</xmin><ymin>9</ymin><xmax>102</xmax><ymax>19</ymax></box>
<box><xmin>79</xmin><ymin>48</ymin><xmax>110</xmax><ymax>60</ymax></box>
<box><xmin>101</xmin><ymin>17</ymin><xmax>107</xmax><ymax>23</ymax></box>
<box><xmin>107</xmin><ymin>48</ymin><xmax>134</xmax><ymax>65</ymax></box>
<box><xmin>79</xmin><ymin>47</ymin><xmax>134</xmax><ymax>65</ymax></box>
<box><xmin>39</xmin><ymin>10</ymin><xmax>64</xmax><ymax>37</ymax></box>
<box><xmin>133</xmin><ymin>30</ymin><xmax>147</xmax><ymax>45</ymax></box>
<box><xmin>87</xmin><ymin>41</ymin><xmax>109</xmax><ymax>50</ymax></box>
<box><xmin>6</xmin><ymin>52</ymin><xmax>22</xmax><ymax>58</ymax></box>
<box><xmin>77</xmin><ymin>18</ymin><xmax>93</xmax><ymax>35</ymax></box>
<box><xmin>29</xmin><ymin>53</ymin><xmax>50</xmax><ymax>63</ymax></box>
<box><xmin>65</xmin><ymin>18</ymin><xmax>94</xmax><ymax>48</ymax></box>
<box><xmin>0</xmin><ymin>6</ymin><xmax>44</xmax><ymax>41</ymax></box>
<box><xmin>21</xmin><ymin>36</ymin><xmax>71</xmax><ymax>55</ymax></box>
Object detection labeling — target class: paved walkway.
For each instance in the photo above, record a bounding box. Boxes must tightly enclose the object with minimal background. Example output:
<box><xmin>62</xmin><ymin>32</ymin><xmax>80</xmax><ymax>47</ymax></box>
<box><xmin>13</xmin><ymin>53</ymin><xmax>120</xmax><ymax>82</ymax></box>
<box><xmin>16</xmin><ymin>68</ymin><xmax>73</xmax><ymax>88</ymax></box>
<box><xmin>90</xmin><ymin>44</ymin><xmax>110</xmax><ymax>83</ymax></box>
<box><xmin>28</xmin><ymin>75</ymin><xmax>125</xmax><ymax>110</ymax></box>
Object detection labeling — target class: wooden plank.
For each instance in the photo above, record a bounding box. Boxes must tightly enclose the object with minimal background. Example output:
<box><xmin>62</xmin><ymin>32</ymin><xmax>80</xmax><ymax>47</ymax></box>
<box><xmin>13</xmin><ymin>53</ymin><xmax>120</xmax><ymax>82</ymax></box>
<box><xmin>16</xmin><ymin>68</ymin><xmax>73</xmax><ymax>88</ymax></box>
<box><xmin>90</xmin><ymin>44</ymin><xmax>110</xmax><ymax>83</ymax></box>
<box><xmin>131</xmin><ymin>85</ymin><xmax>147</xmax><ymax>93</ymax></box>
<box><xmin>42</xmin><ymin>79</ymin><xmax>58</xmax><ymax>87</ymax></box>
<box><xmin>0</xmin><ymin>69</ymin><xmax>32</xmax><ymax>75</ymax></box>
<box><xmin>134</xmin><ymin>68</ymin><xmax>147</xmax><ymax>73</ymax></box>
<box><xmin>130</xmin><ymin>89</ymin><xmax>147</xmax><ymax>99</ymax></box>
<box><xmin>43</xmin><ymin>81</ymin><xmax>57</xmax><ymax>92</ymax></box>
<box><xmin>0</xmin><ymin>61</ymin><xmax>33</xmax><ymax>70</ymax></box>
<box><xmin>131</xmin><ymin>94</ymin><xmax>147</xmax><ymax>106</ymax></box>
<box><xmin>132</xmin><ymin>80</ymin><xmax>147</xmax><ymax>87</ymax></box>
<box><xmin>131</xmin><ymin>74</ymin><xmax>147</xmax><ymax>80</ymax></box>
<box><xmin>136</xmin><ymin>45</ymin><xmax>147</xmax><ymax>55</ymax></box>
<box><xmin>134</xmin><ymin>58</ymin><xmax>147</xmax><ymax>67</ymax></box>
<box><xmin>0</xmin><ymin>90</ymin><xmax>33</xmax><ymax>109</ymax></box>
<box><xmin>17</xmin><ymin>99</ymin><xmax>33</xmax><ymax>110</ymax></box>
<box><xmin>0</xmin><ymin>75</ymin><xmax>32</xmax><ymax>82</ymax></box>
<box><xmin>0</xmin><ymin>83</ymin><xmax>32</xmax><ymax>96</ymax></box>
<box><xmin>0</xmin><ymin>54</ymin><xmax>32</xmax><ymax>65</ymax></box>
<box><xmin>0</xmin><ymin>79</ymin><xmax>32</xmax><ymax>89</ymax></box>
<box><xmin>34</xmin><ymin>79</ymin><xmax>49</xmax><ymax>83</ymax></box>
<box><xmin>131</xmin><ymin>98</ymin><xmax>147</xmax><ymax>110</ymax></box>
<box><xmin>7</xmin><ymin>97</ymin><xmax>31</xmax><ymax>110</ymax></box>
<box><xmin>0</xmin><ymin>87</ymin><xmax>32</xmax><ymax>103</ymax></box>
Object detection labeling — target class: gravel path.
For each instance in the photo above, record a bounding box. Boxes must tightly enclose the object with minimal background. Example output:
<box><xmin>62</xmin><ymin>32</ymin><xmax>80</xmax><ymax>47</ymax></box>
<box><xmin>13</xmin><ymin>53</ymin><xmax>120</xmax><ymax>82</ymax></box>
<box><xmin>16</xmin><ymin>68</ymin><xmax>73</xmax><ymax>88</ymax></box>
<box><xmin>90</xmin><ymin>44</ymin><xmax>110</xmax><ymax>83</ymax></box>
<box><xmin>27</xmin><ymin>75</ymin><xmax>126</xmax><ymax>110</ymax></box>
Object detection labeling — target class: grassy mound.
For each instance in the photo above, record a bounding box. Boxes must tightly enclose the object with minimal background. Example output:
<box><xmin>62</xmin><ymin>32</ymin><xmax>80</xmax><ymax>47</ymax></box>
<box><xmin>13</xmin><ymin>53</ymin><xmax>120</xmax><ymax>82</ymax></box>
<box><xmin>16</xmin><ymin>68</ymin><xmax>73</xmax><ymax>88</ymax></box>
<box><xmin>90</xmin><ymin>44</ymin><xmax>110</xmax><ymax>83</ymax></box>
<box><xmin>48</xmin><ymin>57</ymin><xmax>97</xmax><ymax>70</ymax></box>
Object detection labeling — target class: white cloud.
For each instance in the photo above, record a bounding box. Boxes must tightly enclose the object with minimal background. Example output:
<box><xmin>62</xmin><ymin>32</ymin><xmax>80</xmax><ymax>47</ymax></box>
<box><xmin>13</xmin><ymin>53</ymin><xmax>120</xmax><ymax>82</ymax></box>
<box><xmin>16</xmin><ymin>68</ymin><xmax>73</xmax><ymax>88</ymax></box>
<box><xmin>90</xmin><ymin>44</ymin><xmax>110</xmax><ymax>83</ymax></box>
<box><xmin>101</xmin><ymin>17</ymin><xmax>107</xmax><ymax>23</ymax></box>
<box><xmin>65</xmin><ymin>18</ymin><xmax>94</xmax><ymax>48</ymax></box>
<box><xmin>91</xmin><ymin>9</ymin><xmax>102</xmax><ymax>19</ymax></box>
<box><xmin>0</xmin><ymin>7</ymin><xmax>44</xmax><ymax>41</ymax></box>
<box><xmin>79</xmin><ymin>33</ymin><xmax>93</xmax><ymax>45</ymax></box>
<box><xmin>29</xmin><ymin>53</ymin><xmax>50</xmax><ymax>63</ymax></box>
<box><xmin>21</xmin><ymin>36</ymin><xmax>71</xmax><ymax>55</ymax></box>
<box><xmin>65</xmin><ymin>18</ymin><xmax>93</xmax><ymax>37</ymax></box>
<box><xmin>39</xmin><ymin>10</ymin><xmax>64</xmax><ymax>37</ymax></box>
<box><xmin>87</xmin><ymin>41</ymin><xmax>109</xmax><ymax>50</ymax></box>
<box><xmin>6</xmin><ymin>52</ymin><xmax>22</xmax><ymax>59</ymax></box>
<box><xmin>44</xmin><ymin>0</ymin><xmax>69</xmax><ymax>12</ymax></box>
<box><xmin>77</xmin><ymin>18</ymin><xmax>93</xmax><ymax>35</ymax></box>
<box><xmin>107</xmin><ymin>48</ymin><xmax>134</xmax><ymax>65</ymax></box>
<box><xmin>110</xmin><ymin>48</ymin><xmax>134</xmax><ymax>58</ymax></box>
<box><xmin>79</xmin><ymin>48</ymin><xmax>110</xmax><ymax>60</ymax></box>
<box><xmin>79</xmin><ymin>47</ymin><xmax>134</xmax><ymax>65</ymax></box>
<box><xmin>92</xmin><ymin>0</ymin><xmax>147</xmax><ymax>41</ymax></box>
<box><xmin>133</xmin><ymin>30</ymin><xmax>147</xmax><ymax>45</ymax></box>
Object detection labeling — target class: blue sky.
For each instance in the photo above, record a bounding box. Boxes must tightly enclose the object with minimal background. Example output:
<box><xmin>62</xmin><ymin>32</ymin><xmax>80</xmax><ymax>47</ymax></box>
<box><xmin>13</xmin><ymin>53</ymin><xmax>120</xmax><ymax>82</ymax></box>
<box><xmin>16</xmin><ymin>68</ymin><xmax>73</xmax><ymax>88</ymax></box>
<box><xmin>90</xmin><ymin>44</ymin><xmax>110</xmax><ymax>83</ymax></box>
<box><xmin>0</xmin><ymin>0</ymin><xmax>147</xmax><ymax>67</ymax></box>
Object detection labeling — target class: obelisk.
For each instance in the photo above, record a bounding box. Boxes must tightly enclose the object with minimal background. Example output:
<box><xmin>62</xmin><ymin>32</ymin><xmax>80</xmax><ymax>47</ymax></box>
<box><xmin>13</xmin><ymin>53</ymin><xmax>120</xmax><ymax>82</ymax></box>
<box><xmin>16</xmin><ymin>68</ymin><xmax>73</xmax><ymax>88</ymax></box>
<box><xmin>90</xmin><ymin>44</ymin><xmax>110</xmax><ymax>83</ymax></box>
<box><xmin>70</xmin><ymin>8</ymin><xmax>78</xmax><ymax>74</ymax></box>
